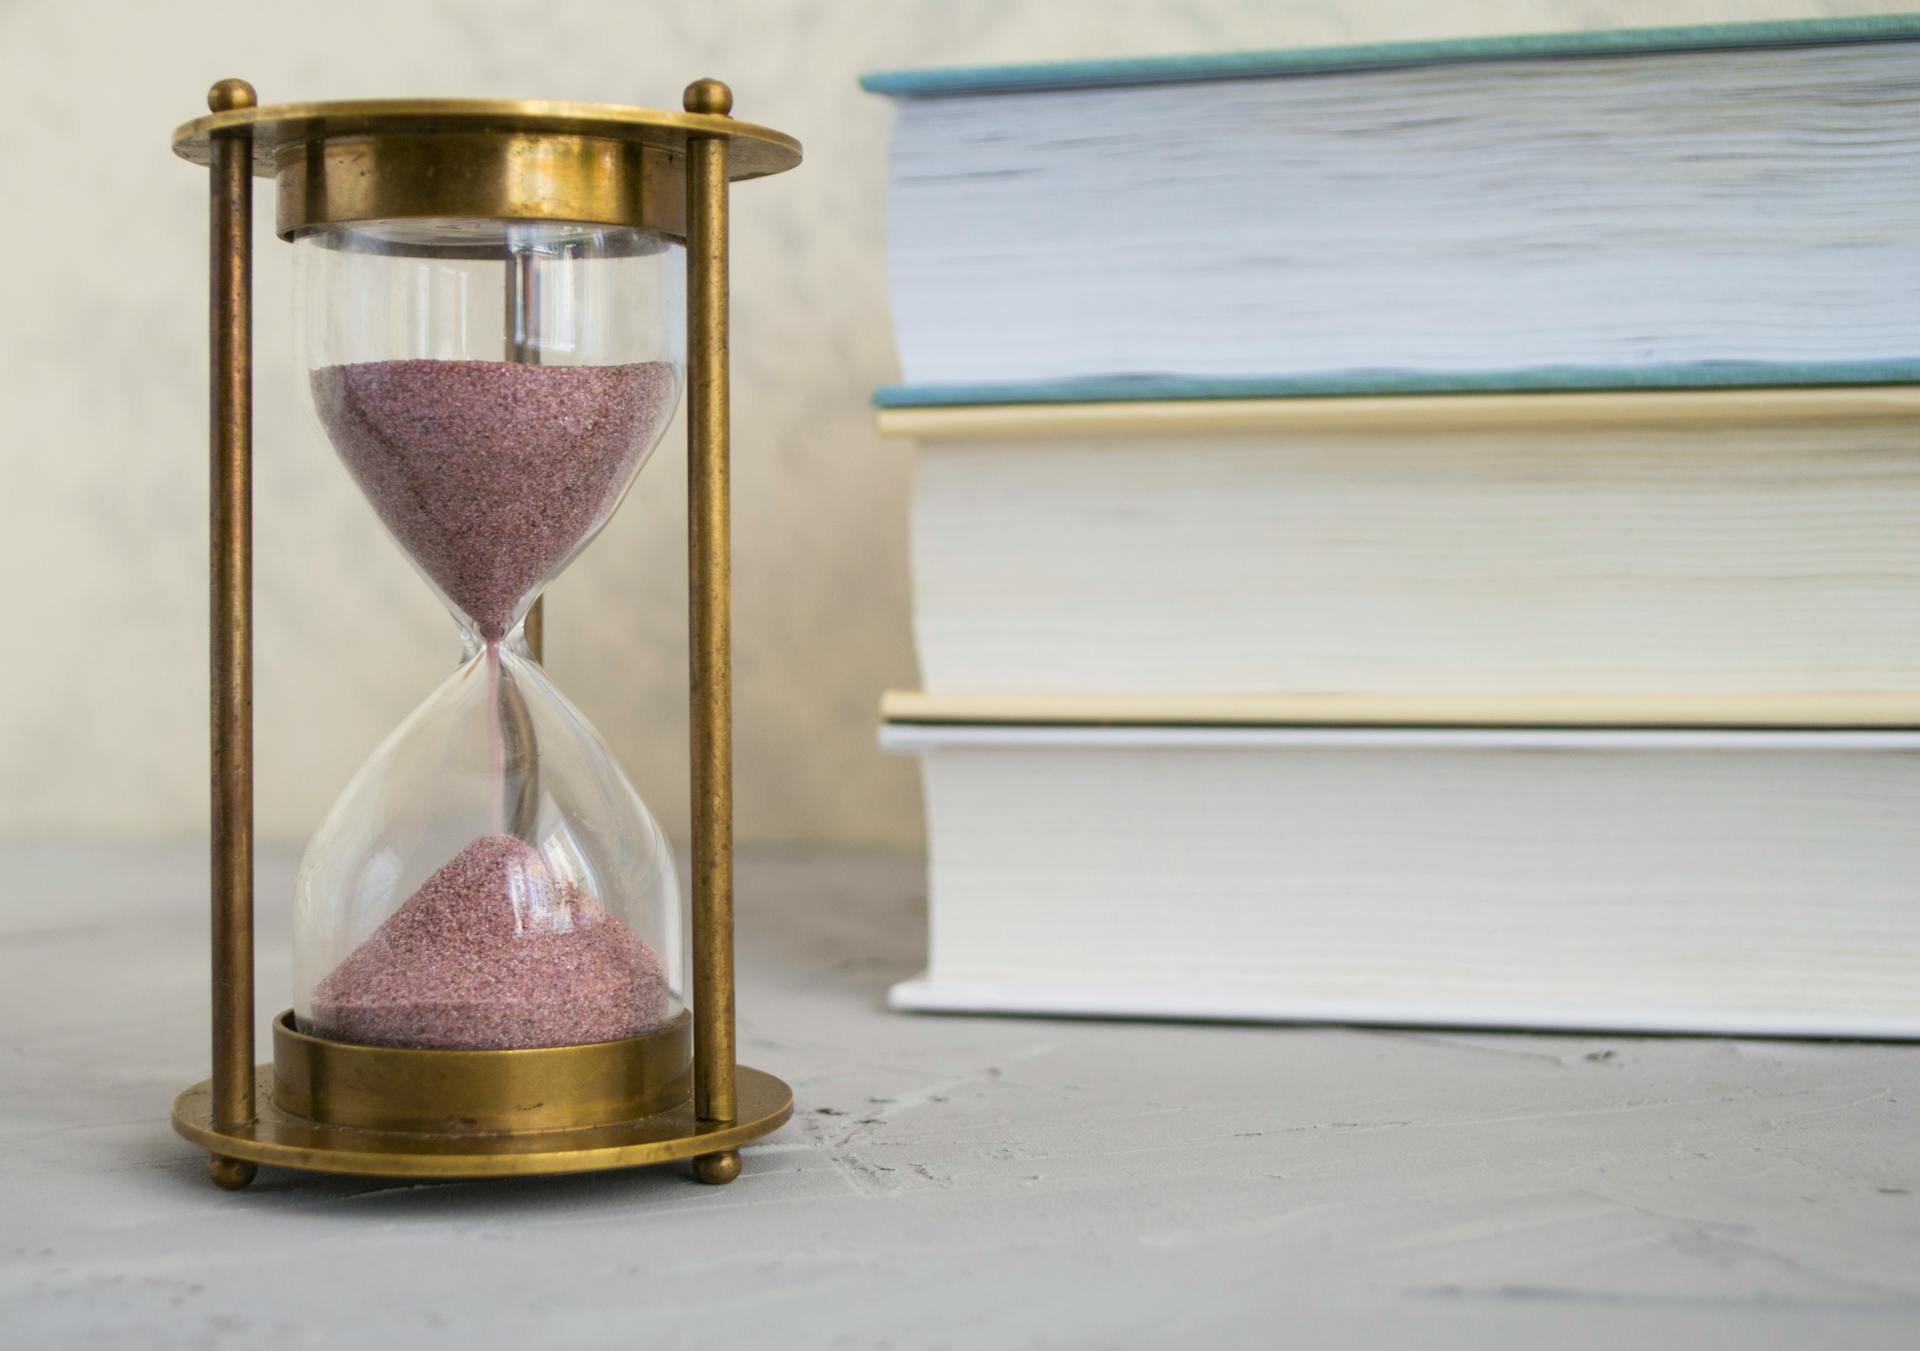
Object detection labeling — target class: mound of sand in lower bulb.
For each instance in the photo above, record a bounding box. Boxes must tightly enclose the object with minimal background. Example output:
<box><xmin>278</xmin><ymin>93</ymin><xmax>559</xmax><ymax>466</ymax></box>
<box><xmin>310</xmin><ymin>834</ymin><xmax>670</xmax><ymax>1050</ymax></box>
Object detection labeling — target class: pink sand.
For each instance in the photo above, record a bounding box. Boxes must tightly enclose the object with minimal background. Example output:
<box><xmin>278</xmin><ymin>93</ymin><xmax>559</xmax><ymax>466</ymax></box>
<box><xmin>310</xmin><ymin>834</ymin><xmax>671</xmax><ymax>1050</ymax></box>
<box><xmin>311</xmin><ymin>359</ymin><xmax>675</xmax><ymax>640</ymax></box>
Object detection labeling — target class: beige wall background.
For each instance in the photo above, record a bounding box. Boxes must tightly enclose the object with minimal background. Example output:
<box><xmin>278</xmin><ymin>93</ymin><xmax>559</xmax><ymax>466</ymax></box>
<box><xmin>2</xmin><ymin>0</ymin><xmax>1904</xmax><ymax>850</ymax></box>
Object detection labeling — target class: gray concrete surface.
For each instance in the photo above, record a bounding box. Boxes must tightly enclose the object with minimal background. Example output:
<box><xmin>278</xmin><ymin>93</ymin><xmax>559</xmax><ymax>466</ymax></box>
<box><xmin>3</xmin><ymin>839</ymin><xmax>1917</xmax><ymax>1348</ymax></box>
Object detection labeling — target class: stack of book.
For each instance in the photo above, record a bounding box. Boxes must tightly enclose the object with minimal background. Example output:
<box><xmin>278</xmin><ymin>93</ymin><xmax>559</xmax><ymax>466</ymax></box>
<box><xmin>864</xmin><ymin>16</ymin><xmax>1920</xmax><ymax>1038</ymax></box>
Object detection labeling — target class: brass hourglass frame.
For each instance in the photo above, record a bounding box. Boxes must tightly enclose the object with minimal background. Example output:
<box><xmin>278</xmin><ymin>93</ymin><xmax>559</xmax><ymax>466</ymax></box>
<box><xmin>167</xmin><ymin>79</ymin><xmax>801</xmax><ymax>1189</ymax></box>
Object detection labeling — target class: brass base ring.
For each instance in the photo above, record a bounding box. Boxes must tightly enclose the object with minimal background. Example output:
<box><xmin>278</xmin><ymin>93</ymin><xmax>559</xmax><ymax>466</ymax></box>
<box><xmin>171</xmin><ymin>1063</ymin><xmax>792</xmax><ymax>1182</ymax></box>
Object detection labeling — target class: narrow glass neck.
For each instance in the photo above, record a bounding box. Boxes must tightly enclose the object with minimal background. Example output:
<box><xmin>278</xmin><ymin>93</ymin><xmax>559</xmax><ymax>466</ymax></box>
<box><xmin>460</xmin><ymin>617</ymin><xmax>533</xmax><ymax>662</ymax></box>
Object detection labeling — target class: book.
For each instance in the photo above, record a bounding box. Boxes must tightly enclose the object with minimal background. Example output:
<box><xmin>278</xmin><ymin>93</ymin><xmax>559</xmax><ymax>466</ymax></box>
<box><xmin>889</xmin><ymin>388</ymin><xmax>1920</xmax><ymax>703</ymax></box>
<box><xmin>883</xmin><ymin>717</ymin><xmax>1920</xmax><ymax>1038</ymax></box>
<box><xmin>864</xmin><ymin>16</ymin><xmax>1920</xmax><ymax>404</ymax></box>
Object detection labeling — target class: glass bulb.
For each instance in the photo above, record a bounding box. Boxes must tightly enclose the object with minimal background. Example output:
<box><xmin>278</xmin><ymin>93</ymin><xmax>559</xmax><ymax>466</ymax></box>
<box><xmin>290</xmin><ymin>218</ymin><xmax>687</xmax><ymax>1050</ymax></box>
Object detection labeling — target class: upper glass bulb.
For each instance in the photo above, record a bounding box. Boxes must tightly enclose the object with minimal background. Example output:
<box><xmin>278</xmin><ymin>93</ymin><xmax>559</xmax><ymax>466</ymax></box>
<box><xmin>297</xmin><ymin>219</ymin><xmax>686</xmax><ymax>640</ymax></box>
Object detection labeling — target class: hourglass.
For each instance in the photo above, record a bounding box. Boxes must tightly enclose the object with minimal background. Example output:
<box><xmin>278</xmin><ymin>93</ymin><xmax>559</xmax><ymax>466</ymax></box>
<box><xmin>168</xmin><ymin>81</ymin><xmax>799</xmax><ymax>1187</ymax></box>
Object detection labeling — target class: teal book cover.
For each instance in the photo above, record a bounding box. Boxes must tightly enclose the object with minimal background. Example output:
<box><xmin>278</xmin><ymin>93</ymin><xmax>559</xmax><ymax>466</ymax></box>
<box><xmin>862</xmin><ymin>13</ymin><xmax>1920</xmax><ymax>97</ymax></box>
<box><xmin>873</xmin><ymin>365</ymin><xmax>1920</xmax><ymax>410</ymax></box>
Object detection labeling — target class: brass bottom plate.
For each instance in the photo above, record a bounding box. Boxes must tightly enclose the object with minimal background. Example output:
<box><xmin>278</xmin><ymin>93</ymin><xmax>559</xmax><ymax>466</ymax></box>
<box><xmin>172</xmin><ymin>1065</ymin><xmax>791</xmax><ymax>1180</ymax></box>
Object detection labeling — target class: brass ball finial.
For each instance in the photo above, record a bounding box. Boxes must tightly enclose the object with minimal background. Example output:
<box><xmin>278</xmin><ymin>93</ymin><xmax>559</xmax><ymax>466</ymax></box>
<box><xmin>683</xmin><ymin>78</ymin><xmax>733</xmax><ymax>116</ymax></box>
<box><xmin>207</xmin><ymin>1154</ymin><xmax>258</xmax><ymax>1190</ymax></box>
<box><xmin>207</xmin><ymin>78</ymin><xmax>258</xmax><ymax>113</ymax></box>
<box><xmin>691</xmin><ymin>1148</ymin><xmax>742</xmax><ymax>1184</ymax></box>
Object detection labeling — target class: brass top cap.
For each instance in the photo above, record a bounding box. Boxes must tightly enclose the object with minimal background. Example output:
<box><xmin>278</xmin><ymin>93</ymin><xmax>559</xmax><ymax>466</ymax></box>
<box><xmin>207</xmin><ymin>78</ymin><xmax>257</xmax><ymax>112</ymax></box>
<box><xmin>171</xmin><ymin>97</ymin><xmax>801</xmax><ymax>180</ymax></box>
<box><xmin>683</xmin><ymin>79</ymin><xmax>733</xmax><ymax>116</ymax></box>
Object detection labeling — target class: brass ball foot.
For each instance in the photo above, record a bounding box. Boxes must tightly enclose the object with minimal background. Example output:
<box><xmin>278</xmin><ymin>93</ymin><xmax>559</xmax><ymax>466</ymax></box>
<box><xmin>691</xmin><ymin>1149</ymin><xmax>742</xmax><ymax>1185</ymax></box>
<box><xmin>207</xmin><ymin>1154</ymin><xmax>258</xmax><ymax>1190</ymax></box>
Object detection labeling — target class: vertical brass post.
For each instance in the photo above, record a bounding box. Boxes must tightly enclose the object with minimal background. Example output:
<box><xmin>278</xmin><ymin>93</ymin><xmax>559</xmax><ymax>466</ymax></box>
<box><xmin>523</xmin><ymin>599</ymin><xmax>545</xmax><ymax>664</ymax></box>
<box><xmin>206</xmin><ymin>77</ymin><xmax>258</xmax><ymax>1193</ymax></box>
<box><xmin>683</xmin><ymin>78</ymin><xmax>741</xmax><ymax>1186</ymax></box>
